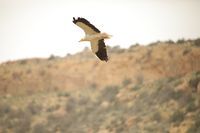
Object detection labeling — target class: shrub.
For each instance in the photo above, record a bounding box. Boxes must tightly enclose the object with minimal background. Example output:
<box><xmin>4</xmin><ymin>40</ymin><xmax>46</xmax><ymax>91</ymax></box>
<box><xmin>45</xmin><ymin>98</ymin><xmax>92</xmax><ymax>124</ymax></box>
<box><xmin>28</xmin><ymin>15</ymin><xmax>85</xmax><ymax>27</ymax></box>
<box><xmin>169</xmin><ymin>110</ymin><xmax>184</xmax><ymax>125</ymax></box>
<box><xmin>78</xmin><ymin>95</ymin><xmax>90</xmax><ymax>106</ymax></box>
<box><xmin>153</xmin><ymin>85</ymin><xmax>181</xmax><ymax>104</ymax></box>
<box><xmin>177</xmin><ymin>92</ymin><xmax>195</xmax><ymax>108</ymax></box>
<box><xmin>172</xmin><ymin>79</ymin><xmax>182</xmax><ymax>87</ymax></box>
<box><xmin>57</xmin><ymin>91</ymin><xmax>70</xmax><ymax>97</ymax></box>
<box><xmin>32</xmin><ymin>123</ymin><xmax>48</xmax><ymax>133</ymax></box>
<box><xmin>89</xmin><ymin>83</ymin><xmax>97</xmax><ymax>89</ymax></box>
<box><xmin>188</xmin><ymin>76</ymin><xmax>200</xmax><ymax>92</ymax></box>
<box><xmin>129</xmin><ymin>43</ymin><xmax>139</xmax><ymax>49</ymax></box>
<box><xmin>182</xmin><ymin>48</ymin><xmax>191</xmax><ymax>55</ymax></box>
<box><xmin>165</xmin><ymin>40</ymin><xmax>175</xmax><ymax>44</ymax></box>
<box><xmin>12</xmin><ymin>72</ymin><xmax>21</xmax><ymax>80</ymax></box>
<box><xmin>19</xmin><ymin>59</ymin><xmax>27</xmax><ymax>65</ymax></box>
<box><xmin>186</xmin><ymin>102</ymin><xmax>198</xmax><ymax>112</ymax></box>
<box><xmin>0</xmin><ymin>103</ymin><xmax>11</xmax><ymax>117</ymax></box>
<box><xmin>131</xmin><ymin>85</ymin><xmax>141</xmax><ymax>91</ymax></box>
<box><xmin>109</xmin><ymin>45</ymin><xmax>125</xmax><ymax>53</ymax></box>
<box><xmin>135</xmin><ymin>73</ymin><xmax>144</xmax><ymax>85</ymax></box>
<box><xmin>46</xmin><ymin>104</ymin><xmax>60</xmax><ymax>113</ymax></box>
<box><xmin>15</xmin><ymin>117</ymin><xmax>31</xmax><ymax>133</ymax></box>
<box><xmin>149</xmin><ymin>41</ymin><xmax>161</xmax><ymax>46</ymax></box>
<box><xmin>122</xmin><ymin>78</ymin><xmax>132</xmax><ymax>86</ymax></box>
<box><xmin>3</xmin><ymin>109</ymin><xmax>32</xmax><ymax>133</ymax></box>
<box><xmin>193</xmin><ymin>38</ymin><xmax>200</xmax><ymax>47</ymax></box>
<box><xmin>171</xmin><ymin>90</ymin><xmax>183</xmax><ymax>100</ymax></box>
<box><xmin>152</xmin><ymin>111</ymin><xmax>162</xmax><ymax>122</ymax></box>
<box><xmin>176</xmin><ymin>39</ymin><xmax>185</xmax><ymax>44</ymax></box>
<box><xmin>66</xmin><ymin>53</ymin><xmax>71</xmax><ymax>57</ymax></box>
<box><xmin>48</xmin><ymin>54</ymin><xmax>56</xmax><ymax>60</ymax></box>
<box><xmin>187</xmin><ymin>118</ymin><xmax>200</xmax><ymax>133</ymax></box>
<box><xmin>104</xmin><ymin>116</ymin><xmax>126</xmax><ymax>133</ymax></box>
<box><xmin>39</xmin><ymin>69</ymin><xmax>46</xmax><ymax>76</ymax></box>
<box><xmin>100</xmin><ymin>85</ymin><xmax>120</xmax><ymax>102</ymax></box>
<box><xmin>168</xmin><ymin>51</ymin><xmax>174</xmax><ymax>58</ymax></box>
<box><xmin>26</xmin><ymin>101</ymin><xmax>43</xmax><ymax>115</ymax></box>
<box><xmin>65</xmin><ymin>97</ymin><xmax>76</xmax><ymax>112</ymax></box>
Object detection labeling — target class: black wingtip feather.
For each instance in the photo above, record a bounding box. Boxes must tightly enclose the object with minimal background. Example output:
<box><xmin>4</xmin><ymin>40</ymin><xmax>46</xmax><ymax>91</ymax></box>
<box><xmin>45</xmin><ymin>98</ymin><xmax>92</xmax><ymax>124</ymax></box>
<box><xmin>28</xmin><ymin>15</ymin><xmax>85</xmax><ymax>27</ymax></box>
<box><xmin>72</xmin><ymin>17</ymin><xmax>100</xmax><ymax>33</ymax></box>
<box><xmin>95</xmin><ymin>39</ymin><xmax>109</xmax><ymax>62</ymax></box>
<box><xmin>73</xmin><ymin>17</ymin><xmax>78</xmax><ymax>24</ymax></box>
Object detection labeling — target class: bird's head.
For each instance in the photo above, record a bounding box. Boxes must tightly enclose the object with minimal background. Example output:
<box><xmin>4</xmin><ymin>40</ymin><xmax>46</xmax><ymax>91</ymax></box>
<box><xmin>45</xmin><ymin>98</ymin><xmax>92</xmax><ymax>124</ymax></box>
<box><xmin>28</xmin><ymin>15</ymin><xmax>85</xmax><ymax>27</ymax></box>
<box><xmin>102</xmin><ymin>32</ymin><xmax>112</xmax><ymax>39</ymax></box>
<box><xmin>79</xmin><ymin>38</ymin><xmax>85</xmax><ymax>42</ymax></box>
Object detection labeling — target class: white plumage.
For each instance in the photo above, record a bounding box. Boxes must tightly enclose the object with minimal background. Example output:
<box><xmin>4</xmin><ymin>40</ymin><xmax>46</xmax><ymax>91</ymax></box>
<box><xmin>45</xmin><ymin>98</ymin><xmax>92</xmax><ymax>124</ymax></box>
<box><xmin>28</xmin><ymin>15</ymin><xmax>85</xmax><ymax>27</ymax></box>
<box><xmin>73</xmin><ymin>17</ymin><xmax>111</xmax><ymax>61</ymax></box>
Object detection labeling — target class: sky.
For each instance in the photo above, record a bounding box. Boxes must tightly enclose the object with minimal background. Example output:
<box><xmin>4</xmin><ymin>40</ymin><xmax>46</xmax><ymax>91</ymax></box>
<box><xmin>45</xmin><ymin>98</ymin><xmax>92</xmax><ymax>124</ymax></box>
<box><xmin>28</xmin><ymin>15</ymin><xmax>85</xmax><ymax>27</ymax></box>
<box><xmin>0</xmin><ymin>0</ymin><xmax>200</xmax><ymax>62</ymax></box>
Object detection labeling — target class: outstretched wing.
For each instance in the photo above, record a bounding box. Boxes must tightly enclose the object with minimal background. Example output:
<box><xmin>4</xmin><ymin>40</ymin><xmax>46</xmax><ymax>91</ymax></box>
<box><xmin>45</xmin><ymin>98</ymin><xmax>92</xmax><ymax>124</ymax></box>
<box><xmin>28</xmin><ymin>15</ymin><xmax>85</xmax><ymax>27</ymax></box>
<box><xmin>73</xmin><ymin>17</ymin><xmax>100</xmax><ymax>35</ymax></box>
<box><xmin>90</xmin><ymin>39</ymin><xmax>108</xmax><ymax>62</ymax></box>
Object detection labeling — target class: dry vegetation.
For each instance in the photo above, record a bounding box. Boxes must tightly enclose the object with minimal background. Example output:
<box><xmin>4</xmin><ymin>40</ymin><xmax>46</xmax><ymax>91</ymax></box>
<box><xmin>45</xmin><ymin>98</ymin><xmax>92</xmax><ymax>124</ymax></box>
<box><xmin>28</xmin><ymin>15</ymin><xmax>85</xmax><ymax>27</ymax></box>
<box><xmin>0</xmin><ymin>38</ymin><xmax>200</xmax><ymax>133</ymax></box>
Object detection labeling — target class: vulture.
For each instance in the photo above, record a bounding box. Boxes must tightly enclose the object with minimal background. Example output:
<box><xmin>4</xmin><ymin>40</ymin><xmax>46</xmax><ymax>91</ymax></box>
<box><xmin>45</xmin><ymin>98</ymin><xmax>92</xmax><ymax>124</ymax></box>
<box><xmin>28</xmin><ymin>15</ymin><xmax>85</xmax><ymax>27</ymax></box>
<box><xmin>73</xmin><ymin>17</ymin><xmax>111</xmax><ymax>61</ymax></box>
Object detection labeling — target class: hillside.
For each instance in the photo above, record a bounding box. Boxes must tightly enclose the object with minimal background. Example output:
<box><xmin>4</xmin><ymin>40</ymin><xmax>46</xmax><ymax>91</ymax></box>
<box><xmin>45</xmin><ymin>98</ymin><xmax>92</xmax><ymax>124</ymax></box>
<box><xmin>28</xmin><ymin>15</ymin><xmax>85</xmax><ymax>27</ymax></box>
<box><xmin>0</xmin><ymin>39</ymin><xmax>200</xmax><ymax>133</ymax></box>
<box><xmin>0</xmin><ymin>39</ymin><xmax>200</xmax><ymax>95</ymax></box>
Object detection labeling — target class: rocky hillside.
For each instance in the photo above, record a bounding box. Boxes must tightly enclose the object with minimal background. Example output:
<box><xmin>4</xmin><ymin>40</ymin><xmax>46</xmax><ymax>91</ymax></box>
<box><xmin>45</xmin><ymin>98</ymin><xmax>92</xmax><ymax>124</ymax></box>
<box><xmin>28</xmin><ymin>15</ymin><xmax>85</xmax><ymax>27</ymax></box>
<box><xmin>0</xmin><ymin>39</ymin><xmax>200</xmax><ymax>95</ymax></box>
<box><xmin>0</xmin><ymin>39</ymin><xmax>200</xmax><ymax>133</ymax></box>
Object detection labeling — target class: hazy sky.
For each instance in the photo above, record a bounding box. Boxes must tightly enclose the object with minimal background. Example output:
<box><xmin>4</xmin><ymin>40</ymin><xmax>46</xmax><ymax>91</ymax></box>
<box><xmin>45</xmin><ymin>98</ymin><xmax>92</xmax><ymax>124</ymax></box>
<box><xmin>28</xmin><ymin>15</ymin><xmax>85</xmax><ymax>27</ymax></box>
<box><xmin>0</xmin><ymin>0</ymin><xmax>200</xmax><ymax>62</ymax></box>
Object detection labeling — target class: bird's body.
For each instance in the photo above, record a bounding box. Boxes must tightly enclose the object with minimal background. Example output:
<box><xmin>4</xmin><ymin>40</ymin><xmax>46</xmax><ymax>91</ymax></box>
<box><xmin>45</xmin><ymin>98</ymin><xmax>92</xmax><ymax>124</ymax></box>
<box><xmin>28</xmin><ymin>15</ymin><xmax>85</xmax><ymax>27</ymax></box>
<box><xmin>73</xmin><ymin>17</ymin><xmax>111</xmax><ymax>61</ymax></box>
<box><xmin>80</xmin><ymin>32</ymin><xmax>111</xmax><ymax>42</ymax></box>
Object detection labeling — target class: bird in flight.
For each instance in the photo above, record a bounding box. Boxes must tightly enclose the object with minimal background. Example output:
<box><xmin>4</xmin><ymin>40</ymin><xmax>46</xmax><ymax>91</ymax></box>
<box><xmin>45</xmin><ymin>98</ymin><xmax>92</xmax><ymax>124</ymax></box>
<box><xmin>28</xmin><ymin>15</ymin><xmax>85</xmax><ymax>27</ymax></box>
<box><xmin>73</xmin><ymin>17</ymin><xmax>111</xmax><ymax>62</ymax></box>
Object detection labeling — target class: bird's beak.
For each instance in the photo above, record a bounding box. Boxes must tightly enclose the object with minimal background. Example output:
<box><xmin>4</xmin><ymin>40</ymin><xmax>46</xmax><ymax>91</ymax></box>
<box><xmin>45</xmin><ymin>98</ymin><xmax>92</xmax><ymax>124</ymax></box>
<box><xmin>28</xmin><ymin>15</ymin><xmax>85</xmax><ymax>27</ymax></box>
<box><xmin>106</xmin><ymin>35</ymin><xmax>112</xmax><ymax>39</ymax></box>
<box><xmin>79</xmin><ymin>39</ymin><xmax>83</xmax><ymax>42</ymax></box>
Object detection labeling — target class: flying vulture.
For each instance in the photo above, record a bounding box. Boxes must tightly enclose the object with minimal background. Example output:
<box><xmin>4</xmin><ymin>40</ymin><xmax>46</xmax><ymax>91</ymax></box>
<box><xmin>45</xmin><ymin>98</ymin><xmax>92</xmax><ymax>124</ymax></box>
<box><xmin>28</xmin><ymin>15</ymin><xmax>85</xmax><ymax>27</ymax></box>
<box><xmin>73</xmin><ymin>17</ymin><xmax>111</xmax><ymax>61</ymax></box>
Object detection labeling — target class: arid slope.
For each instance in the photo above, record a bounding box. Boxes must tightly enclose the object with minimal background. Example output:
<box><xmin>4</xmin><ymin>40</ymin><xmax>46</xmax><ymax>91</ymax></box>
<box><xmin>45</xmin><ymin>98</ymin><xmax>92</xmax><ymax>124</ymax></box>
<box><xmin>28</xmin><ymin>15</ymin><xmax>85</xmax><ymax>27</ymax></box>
<box><xmin>0</xmin><ymin>39</ymin><xmax>200</xmax><ymax>133</ymax></box>
<box><xmin>0</xmin><ymin>40</ymin><xmax>200</xmax><ymax>95</ymax></box>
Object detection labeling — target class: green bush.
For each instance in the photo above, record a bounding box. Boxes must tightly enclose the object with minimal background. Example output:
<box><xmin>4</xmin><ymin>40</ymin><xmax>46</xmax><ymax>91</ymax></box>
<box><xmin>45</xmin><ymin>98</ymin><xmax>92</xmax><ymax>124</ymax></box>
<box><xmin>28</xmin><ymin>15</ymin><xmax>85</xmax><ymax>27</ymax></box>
<box><xmin>171</xmin><ymin>90</ymin><xmax>183</xmax><ymax>100</ymax></box>
<box><xmin>100</xmin><ymin>85</ymin><xmax>120</xmax><ymax>102</ymax></box>
<box><xmin>129</xmin><ymin>43</ymin><xmax>139</xmax><ymax>49</ymax></box>
<box><xmin>151</xmin><ymin>111</ymin><xmax>162</xmax><ymax>122</ymax></box>
<box><xmin>186</xmin><ymin>102</ymin><xmax>198</xmax><ymax>112</ymax></box>
<box><xmin>131</xmin><ymin>85</ymin><xmax>141</xmax><ymax>91</ymax></box>
<box><xmin>135</xmin><ymin>74</ymin><xmax>144</xmax><ymax>84</ymax></box>
<box><xmin>177</xmin><ymin>39</ymin><xmax>185</xmax><ymax>44</ymax></box>
<box><xmin>122</xmin><ymin>78</ymin><xmax>132</xmax><ymax>86</ymax></box>
<box><xmin>19</xmin><ymin>59</ymin><xmax>27</xmax><ymax>65</ymax></box>
<box><xmin>189</xmin><ymin>76</ymin><xmax>200</xmax><ymax>92</ymax></box>
<box><xmin>26</xmin><ymin>101</ymin><xmax>43</xmax><ymax>115</ymax></box>
<box><xmin>182</xmin><ymin>48</ymin><xmax>191</xmax><ymax>56</ymax></box>
<box><xmin>48</xmin><ymin>54</ymin><xmax>56</xmax><ymax>60</ymax></box>
<box><xmin>149</xmin><ymin>41</ymin><xmax>161</xmax><ymax>46</ymax></box>
<box><xmin>193</xmin><ymin>38</ymin><xmax>200</xmax><ymax>47</ymax></box>
<box><xmin>187</xmin><ymin>118</ymin><xmax>200</xmax><ymax>133</ymax></box>
<box><xmin>165</xmin><ymin>40</ymin><xmax>175</xmax><ymax>44</ymax></box>
<box><xmin>32</xmin><ymin>123</ymin><xmax>48</xmax><ymax>133</ymax></box>
<box><xmin>65</xmin><ymin>97</ymin><xmax>76</xmax><ymax>112</ymax></box>
<box><xmin>57</xmin><ymin>91</ymin><xmax>70</xmax><ymax>97</ymax></box>
<box><xmin>1</xmin><ymin>108</ymin><xmax>32</xmax><ymax>133</ymax></box>
<box><xmin>169</xmin><ymin>110</ymin><xmax>184</xmax><ymax>125</ymax></box>
<box><xmin>0</xmin><ymin>103</ymin><xmax>11</xmax><ymax>117</ymax></box>
<box><xmin>46</xmin><ymin>104</ymin><xmax>60</xmax><ymax>113</ymax></box>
